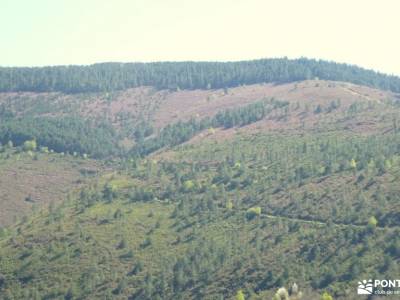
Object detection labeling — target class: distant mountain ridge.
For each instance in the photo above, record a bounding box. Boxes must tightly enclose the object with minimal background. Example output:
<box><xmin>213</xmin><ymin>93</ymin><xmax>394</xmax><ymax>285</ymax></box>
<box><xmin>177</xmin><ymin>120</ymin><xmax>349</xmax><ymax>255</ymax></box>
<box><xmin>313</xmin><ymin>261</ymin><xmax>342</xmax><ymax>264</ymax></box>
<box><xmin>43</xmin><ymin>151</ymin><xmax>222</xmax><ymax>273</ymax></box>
<box><xmin>1</xmin><ymin>57</ymin><xmax>400</xmax><ymax>93</ymax></box>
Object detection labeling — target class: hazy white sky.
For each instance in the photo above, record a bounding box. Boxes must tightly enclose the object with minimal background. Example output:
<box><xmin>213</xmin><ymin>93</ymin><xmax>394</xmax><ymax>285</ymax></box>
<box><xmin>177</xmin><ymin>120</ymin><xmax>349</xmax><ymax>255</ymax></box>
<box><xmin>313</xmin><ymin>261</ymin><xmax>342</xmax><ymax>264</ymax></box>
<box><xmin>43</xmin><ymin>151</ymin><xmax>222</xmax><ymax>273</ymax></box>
<box><xmin>1</xmin><ymin>0</ymin><xmax>399</xmax><ymax>75</ymax></box>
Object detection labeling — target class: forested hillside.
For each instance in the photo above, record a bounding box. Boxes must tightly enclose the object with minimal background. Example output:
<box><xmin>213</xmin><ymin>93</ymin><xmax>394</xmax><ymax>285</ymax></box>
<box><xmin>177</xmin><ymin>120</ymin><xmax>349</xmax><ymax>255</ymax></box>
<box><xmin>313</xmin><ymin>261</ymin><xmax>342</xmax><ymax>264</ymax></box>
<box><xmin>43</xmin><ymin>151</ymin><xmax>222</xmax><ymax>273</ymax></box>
<box><xmin>0</xmin><ymin>116</ymin><xmax>118</xmax><ymax>158</ymax></box>
<box><xmin>0</xmin><ymin>60</ymin><xmax>400</xmax><ymax>299</ymax></box>
<box><xmin>1</xmin><ymin>129</ymin><xmax>400</xmax><ymax>299</ymax></box>
<box><xmin>1</xmin><ymin>58</ymin><xmax>400</xmax><ymax>93</ymax></box>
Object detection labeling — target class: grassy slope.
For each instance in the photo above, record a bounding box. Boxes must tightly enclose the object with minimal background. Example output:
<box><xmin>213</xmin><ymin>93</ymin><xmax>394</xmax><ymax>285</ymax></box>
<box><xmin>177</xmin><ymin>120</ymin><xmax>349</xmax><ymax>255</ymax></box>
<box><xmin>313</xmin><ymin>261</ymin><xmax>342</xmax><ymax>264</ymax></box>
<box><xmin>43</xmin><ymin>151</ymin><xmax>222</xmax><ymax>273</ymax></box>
<box><xmin>0</xmin><ymin>149</ymin><xmax>104</xmax><ymax>226</ymax></box>
<box><xmin>1</xmin><ymin>80</ymin><xmax>397</xmax><ymax>131</ymax></box>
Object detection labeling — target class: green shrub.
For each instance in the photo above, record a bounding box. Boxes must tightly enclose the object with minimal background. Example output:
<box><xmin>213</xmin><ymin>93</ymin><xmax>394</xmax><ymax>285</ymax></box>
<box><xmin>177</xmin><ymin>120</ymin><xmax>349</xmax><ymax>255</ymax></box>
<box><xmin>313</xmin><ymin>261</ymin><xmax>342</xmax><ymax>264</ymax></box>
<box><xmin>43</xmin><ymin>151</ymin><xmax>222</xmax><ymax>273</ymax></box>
<box><xmin>23</xmin><ymin>140</ymin><xmax>37</xmax><ymax>151</ymax></box>
<box><xmin>246</xmin><ymin>207</ymin><xmax>261</xmax><ymax>220</ymax></box>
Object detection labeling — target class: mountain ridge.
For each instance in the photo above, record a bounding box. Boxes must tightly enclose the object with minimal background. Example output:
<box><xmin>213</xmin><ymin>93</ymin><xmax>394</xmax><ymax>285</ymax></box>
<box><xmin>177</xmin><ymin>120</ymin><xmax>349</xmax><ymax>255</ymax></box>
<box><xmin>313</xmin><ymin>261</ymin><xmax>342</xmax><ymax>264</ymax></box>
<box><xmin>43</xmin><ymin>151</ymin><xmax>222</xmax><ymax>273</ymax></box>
<box><xmin>1</xmin><ymin>57</ymin><xmax>400</xmax><ymax>94</ymax></box>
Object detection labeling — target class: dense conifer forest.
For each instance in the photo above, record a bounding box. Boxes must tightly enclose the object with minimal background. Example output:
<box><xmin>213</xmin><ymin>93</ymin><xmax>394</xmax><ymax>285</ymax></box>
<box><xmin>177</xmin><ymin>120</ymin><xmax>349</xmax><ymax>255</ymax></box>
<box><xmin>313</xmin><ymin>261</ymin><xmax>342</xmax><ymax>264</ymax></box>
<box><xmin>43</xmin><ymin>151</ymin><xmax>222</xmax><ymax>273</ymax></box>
<box><xmin>1</xmin><ymin>58</ymin><xmax>400</xmax><ymax>93</ymax></box>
